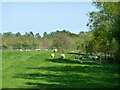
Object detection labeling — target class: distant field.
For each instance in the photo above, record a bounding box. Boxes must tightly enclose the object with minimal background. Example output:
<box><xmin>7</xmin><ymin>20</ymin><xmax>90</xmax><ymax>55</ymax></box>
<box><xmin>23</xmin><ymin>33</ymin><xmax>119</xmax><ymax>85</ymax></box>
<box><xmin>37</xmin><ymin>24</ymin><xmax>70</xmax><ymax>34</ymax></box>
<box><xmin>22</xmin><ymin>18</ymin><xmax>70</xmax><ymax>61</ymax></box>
<box><xmin>2</xmin><ymin>50</ymin><xmax>120</xmax><ymax>88</ymax></box>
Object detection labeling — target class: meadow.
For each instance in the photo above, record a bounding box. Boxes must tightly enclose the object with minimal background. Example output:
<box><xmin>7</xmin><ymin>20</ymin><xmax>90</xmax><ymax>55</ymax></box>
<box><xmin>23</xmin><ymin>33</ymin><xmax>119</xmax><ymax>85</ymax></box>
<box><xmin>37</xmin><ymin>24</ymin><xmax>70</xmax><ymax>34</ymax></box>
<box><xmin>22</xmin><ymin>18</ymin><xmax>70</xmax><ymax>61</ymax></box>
<box><xmin>2</xmin><ymin>50</ymin><xmax>120</xmax><ymax>88</ymax></box>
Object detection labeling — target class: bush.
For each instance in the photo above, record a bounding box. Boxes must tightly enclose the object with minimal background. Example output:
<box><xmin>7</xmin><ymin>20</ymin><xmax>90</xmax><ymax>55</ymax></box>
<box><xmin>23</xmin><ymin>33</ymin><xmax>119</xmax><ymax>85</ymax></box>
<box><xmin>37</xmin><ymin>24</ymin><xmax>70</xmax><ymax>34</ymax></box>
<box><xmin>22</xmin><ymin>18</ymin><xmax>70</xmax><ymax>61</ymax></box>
<box><xmin>2</xmin><ymin>43</ymin><xmax>8</xmax><ymax>49</ymax></box>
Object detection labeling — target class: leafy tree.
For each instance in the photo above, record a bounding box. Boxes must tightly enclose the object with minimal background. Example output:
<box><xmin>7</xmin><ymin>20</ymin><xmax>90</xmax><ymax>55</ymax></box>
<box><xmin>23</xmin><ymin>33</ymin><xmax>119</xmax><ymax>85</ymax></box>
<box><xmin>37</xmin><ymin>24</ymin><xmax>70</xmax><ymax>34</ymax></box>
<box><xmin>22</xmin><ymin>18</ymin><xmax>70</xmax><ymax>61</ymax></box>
<box><xmin>2</xmin><ymin>42</ymin><xmax>8</xmax><ymax>49</ymax></box>
<box><xmin>35</xmin><ymin>33</ymin><xmax>41</xmax><ymax>38</ymax></box>
<box><xmin>17</xmin><ymin>42</ymin><xmax>22</xmax><ymax>49</ymax></box>
<box><xmin>32</xmin><ymin>43</ymin><xmax>37</xmax><ymax>49</ymax></box>
<box><xmin>22</xmin><ymin>41</ymin><xmax>30</xmax><ymax>49</ymax></box>
<box><xmin>16</xmin><ymin>32</ymin><xmax>21</xmax><ymax>37</ymax></box>
<box><xmin>3</xmin><ymin>32</ymin><xmax>14</xmax><ymax>37</ymax></box>
<box><xmin>43</xmin><ymin>32</ymin><xmax>47</xmax><ymax>38</ymax></box>
<box><xmin>25</xmin><ymin>32</ymin><xmax>30</xmax><ymax>37</ymax></box>
<box><xmin>29</xmin><ymin>31</ymin><xmax>34</xmax><ymax>37</ymax></box>
<box><xmin>87</xmin><ymin>1</ymin><xmax>120</xmax><ymax>63</ymax></box>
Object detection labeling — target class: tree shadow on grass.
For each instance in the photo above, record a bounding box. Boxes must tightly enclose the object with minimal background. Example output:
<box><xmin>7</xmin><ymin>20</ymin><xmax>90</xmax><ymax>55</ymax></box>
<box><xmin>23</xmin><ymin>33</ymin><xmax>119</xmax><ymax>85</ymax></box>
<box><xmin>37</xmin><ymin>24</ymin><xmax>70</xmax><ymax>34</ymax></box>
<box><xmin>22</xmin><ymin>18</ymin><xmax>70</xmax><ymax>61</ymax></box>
<box><xmin>13</xmin><ymin>73</ymin><xmax>98</xmax><ymax>88</ymax></box>
<box><xmin>67</xmin><ymin>52</ymin><xmax>92</xmax><ymax>58</ymax></box>
<box><xmin>13</xmin><ymin>64</ymin><xmax>120</xmax><ymax>88</ymax></box>
<box><xmin>26</xmin><ymin>82</ymin><xmax>67</xmax><ymax>88</ymax></box>
<box><xmin>27</xmin><ymin>65</ymin><xmax>119</xmax><ymax>74</ymax></box>
<box><xmin>46</xmin><ymin>58</ymin><xmax>98</xmax><ymax>65</ymax></box>
<box><xmin>67</xmin><ymin>52</ymin><xmax>86</xmax><ymax>55</ymax></box>
<box><xmin>13</xmin><ymin>69</ymin><xmax>119</xmax><ymax>88</ymax></box>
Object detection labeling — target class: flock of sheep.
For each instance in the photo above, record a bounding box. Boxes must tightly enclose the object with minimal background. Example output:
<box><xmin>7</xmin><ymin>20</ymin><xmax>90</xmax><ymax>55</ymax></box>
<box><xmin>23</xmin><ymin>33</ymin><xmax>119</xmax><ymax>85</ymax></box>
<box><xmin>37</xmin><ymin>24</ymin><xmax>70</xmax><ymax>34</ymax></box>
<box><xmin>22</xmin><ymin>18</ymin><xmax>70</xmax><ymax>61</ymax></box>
<box><xmin>17</xmin><ymin>48</ymin><xmax>45</xmax><ymax>51</ymax></box>
<box><xmin>51</xmin><ymin>49</ymin><xmax>65</xmax><ymax>59</ymax></box>
<box><xmin>51</xmin><ymin>49</ymin><xmax>99</xmax><ymax>60</ymax></box>
<box><xmin>17</xmin><ymin>48</ymin><xmax>99</xmax><ymax>60</ymax></box>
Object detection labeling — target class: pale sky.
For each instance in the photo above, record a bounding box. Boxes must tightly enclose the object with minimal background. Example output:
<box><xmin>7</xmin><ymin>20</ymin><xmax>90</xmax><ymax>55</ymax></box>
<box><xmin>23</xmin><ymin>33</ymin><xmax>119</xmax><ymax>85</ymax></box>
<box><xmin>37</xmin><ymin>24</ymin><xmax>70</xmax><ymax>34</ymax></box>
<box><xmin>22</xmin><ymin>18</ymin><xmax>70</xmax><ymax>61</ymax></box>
<box><xmin>2</xmin><ymin>2</ymin><xmax>97</xmax><ymax>36</ymax></box>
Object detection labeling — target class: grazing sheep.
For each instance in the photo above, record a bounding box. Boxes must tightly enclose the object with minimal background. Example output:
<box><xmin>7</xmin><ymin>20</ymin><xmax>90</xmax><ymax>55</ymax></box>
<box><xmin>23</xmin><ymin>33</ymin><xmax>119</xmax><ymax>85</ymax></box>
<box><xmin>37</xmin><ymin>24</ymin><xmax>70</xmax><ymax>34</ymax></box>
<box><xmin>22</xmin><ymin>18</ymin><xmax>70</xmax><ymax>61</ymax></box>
<box><xmin>45</xmin><ymin>49</ymin><xmax>48</xmax><ymax>50</ymax></box>
<box><xmin>94</xmin><ymin>56</ymin><xmax>98</xmax><ymax>60</ymax></box>
<box><xmin>89</xmin><ymin>56</ymin><xmax>93</xmax><ymax>60</ymax></box>
<box><xmin>59</xmin><ymin>54</ymin><xmax>65</xmax><ymax>59</ymax></box>
<box><xmin>19</xmin><ymin>49</ymin><xmax>23</xmax><ymax>51</ymax></box>
<box><xmin>36</xmin><ymin>49</ymin><xmax>41</xmax><ymax>51</ymax></box>
<box><xmin>75</xmin><ymin>55</ymin><xmax>82</xmax><ymax>59</ymax></box>
<box><xmin>53</xmin><ymin>49</ymin><xmax>57</xmax><ymax>52</ymax></box>
<box><xmin>89</xmin><ymin>55</ymin><xmax>98</xmax><ymax>60</ymax></box>
<box><xmin>72</xmin><ymin>51</ymin><xmax>75</xmax><ymax>53</ymax></box>
<box><xmin>79</xmin><ymin>51</ymin><xmax>81</xmax><ymax>54</ymax></box>
<box><xmin>75</xmin><ymin>55</ymin><xmax>79</xmax><ymax>59</ymax></box>
<box><xmin>78</xmin><ymin>55</ymin><xmax>82</xmax><ymax>59</ymax></box>
<box><xmin>51</xmin><ymin>53</ymin><xmax>55</xmax><ymax>58</ymax></box>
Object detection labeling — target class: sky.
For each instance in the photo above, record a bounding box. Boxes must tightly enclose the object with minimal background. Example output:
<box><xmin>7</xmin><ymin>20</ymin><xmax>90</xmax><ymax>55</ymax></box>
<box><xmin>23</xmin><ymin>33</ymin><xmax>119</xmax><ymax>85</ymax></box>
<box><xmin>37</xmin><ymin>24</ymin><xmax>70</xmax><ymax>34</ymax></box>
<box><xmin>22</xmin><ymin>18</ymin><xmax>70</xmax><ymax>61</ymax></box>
<box><xmin>2</xmin><ymin>2</ymin><xmax>97</xmax><ymax>36</ymax></box>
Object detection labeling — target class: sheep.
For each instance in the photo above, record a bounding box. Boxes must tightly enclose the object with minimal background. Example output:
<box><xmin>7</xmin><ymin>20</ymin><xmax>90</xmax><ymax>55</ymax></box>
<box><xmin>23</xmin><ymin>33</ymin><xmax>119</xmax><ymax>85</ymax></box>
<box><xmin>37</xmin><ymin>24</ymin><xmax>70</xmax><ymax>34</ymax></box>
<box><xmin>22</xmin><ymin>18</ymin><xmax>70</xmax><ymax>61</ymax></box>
<box><xmin>89</xmin><ymin>55</ymin><xmax>98</xmax><ymax>60</ymax></box>
<box><xmin>75</xmin><ymin>55</ymin><xmax>82</xmax><ymax>59</ymax></box>
<box><xmin>51</xmin><ymin>53</ymin><xmax>55</xmax><ymax>58</ymax></box>
<box><xmin>19</xmin><ymin>49</ymin><xmax>23</xmax><ymax>51</ymax></box>
<box><xmin>79</xmin><ymin>51</ymin><xmax>81</xmax><ymax>54</ymax></box>
<box><xmin>53</xmin><ymin>49</ymin><xmax>57</xmax><ymax>52</ymax></box>
<box><xmin>36</xmin><ymin>49</ymin><xmax>41</xmax><ymax>51</ymax></box>
<box><xmin>78</xmin><ymin>55</ymin><xmax>82</xmax><ymax>59</ymax></box>
<box><xmin>45</xmin><ymin>49</ymin><xmax>48</xmax><ymax>50</ymax></box>
<box><xmin>59</xmin><ymin>54</ymin><xmax>65</xmax><ymax>59</ymax></box>
<box><xmin>75</xmin><ymin>55</ymin><xmax>79</xmax><ymax>59</ymax></box>
<box><xmin>89</xmin><ymin>56</ymin><xmax>93</xmax><ymax>60</ymax></box>
<box><xmin>94</xmin><ymin>56</ymin><xmax>98</xmax><ymax>60</ymax></box>
<box><xmin>72</xmin><ymin>51</ymin><xmax>75</xmax><ymax>53</ymax></box>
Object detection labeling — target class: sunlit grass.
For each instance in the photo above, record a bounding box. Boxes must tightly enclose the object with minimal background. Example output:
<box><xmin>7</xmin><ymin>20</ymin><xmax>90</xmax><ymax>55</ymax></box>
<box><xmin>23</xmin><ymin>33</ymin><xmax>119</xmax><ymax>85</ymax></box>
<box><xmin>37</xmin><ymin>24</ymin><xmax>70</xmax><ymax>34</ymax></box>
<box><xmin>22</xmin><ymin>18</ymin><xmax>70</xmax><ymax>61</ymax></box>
<box><xmin>2</xmin><ymin>50</ymin><xmax>120</xmax><ymax>88</ymax></box>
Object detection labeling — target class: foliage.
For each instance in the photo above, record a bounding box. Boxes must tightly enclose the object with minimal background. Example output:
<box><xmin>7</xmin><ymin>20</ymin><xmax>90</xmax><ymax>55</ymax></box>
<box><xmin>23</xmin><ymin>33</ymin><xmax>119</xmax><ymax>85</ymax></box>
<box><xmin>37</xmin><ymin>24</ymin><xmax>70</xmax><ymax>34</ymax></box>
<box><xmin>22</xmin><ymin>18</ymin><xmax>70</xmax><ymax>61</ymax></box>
<box><xmin>87</xmin><ymin>1</ymin><xmax>120</xmax><ymax>63</ymax></box>
<box><xmin>2</xmin><ymin>42</ymin><xmax>8</xmax><ymax>49</ymax></box>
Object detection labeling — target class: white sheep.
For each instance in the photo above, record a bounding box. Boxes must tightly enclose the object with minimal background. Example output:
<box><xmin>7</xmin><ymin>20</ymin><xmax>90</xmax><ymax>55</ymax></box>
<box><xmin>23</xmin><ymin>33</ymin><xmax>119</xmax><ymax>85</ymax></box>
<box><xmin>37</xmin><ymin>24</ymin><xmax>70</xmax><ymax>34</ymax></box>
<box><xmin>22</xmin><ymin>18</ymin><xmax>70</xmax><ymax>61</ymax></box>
<box><xmin>93</xmin><ymin>56</ymin><xmax>98</xmax><ymax>60</ymax></box>
<box><xmin>89</xmin><ymin>55</ymin><xmax>98</xmax><ymax>60</ymax></box>
<box><xmin>72</xmin><ymin>51</ymin><xmax>75</xmax><ymax>53</ymax></box>
<box><xmin>51</xmin><ymin>53</ymin><xmax>55</xmax><ymax>58</ymax></box>
<box><xmin>19</xmin><ymin>49</ymin><xmax>23</xmax><ymax>51</ymax></box>
<box><xmin>89</xmin><ymin>56</ymin><xmax>93</xmax><ymax>60</ymax></box>
<box><xmin>53</xmin><ymin>49</ymin><xmax>57</xmax><ymax>52</ymax></box>
<box><xmin>45</xmin><ymin>49</ymin><xmax>48</xmax><ymax>50</ymax></box>
<box><xmin>78</xmin><ymin>55</ymin><xmax>82</xmax><ymax>59</ymax></box>
<box><xmin>59</xmin><ymin>54</ymin><xmax>65</xmax><ymax>59</ymax></box>
<box><xmin>36</xmin><ymin>49</ymin><xmax>41</xmax><ymax>51</ymax></box>
<box><xmin>75</xmin><ymin>55</ymin><xmax>79</xmax><ymax>59</ymax></box>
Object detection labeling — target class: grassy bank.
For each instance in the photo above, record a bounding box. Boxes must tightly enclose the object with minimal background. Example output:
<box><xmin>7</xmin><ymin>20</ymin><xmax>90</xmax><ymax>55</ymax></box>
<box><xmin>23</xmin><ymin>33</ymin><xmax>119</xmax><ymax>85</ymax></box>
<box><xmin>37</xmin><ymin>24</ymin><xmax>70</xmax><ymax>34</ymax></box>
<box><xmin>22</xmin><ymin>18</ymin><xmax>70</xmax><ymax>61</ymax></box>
<box><xmin>2</xmin><ymin>50</ymin><xmax>120</xmax><ymax>88</ymax></box>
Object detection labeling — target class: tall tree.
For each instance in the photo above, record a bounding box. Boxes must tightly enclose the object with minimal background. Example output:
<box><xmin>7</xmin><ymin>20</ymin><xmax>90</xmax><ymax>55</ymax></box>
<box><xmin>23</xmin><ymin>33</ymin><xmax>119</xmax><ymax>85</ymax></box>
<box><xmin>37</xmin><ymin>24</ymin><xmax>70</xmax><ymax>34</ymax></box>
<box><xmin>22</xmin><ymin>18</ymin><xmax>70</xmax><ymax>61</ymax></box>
<box><xmin>29</xmin><ymin>31</ymin><xmax>34</xmax><ymax>37</ymax></box>
<box><xmin>87</xmin><ymin>1</ymin><xmax>120</xmax><ymax>63</ymax></box>
<box><xmin>35</xmin><ymin>33</ymin><xmax>41</xmax><ymax>38</ymax></box>
<box><xmin>43</xmin><ymin>32</ymin><xmax>47</xmax><ymax>38</ymax></box>
<box><xmin>16</xmin><ymin>32</ymin><xmax>21</xmax><ymax>37</ymax></box>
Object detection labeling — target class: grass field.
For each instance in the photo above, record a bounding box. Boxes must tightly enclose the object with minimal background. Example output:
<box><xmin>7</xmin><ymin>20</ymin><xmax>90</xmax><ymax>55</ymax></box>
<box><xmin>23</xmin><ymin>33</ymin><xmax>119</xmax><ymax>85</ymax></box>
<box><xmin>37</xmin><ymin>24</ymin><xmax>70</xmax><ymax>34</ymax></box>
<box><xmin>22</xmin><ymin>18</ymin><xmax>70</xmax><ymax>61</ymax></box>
<box><xmin>2</xmin><ymin>50</ymin><xmax>120</xmax><ymax>88</ymax></box>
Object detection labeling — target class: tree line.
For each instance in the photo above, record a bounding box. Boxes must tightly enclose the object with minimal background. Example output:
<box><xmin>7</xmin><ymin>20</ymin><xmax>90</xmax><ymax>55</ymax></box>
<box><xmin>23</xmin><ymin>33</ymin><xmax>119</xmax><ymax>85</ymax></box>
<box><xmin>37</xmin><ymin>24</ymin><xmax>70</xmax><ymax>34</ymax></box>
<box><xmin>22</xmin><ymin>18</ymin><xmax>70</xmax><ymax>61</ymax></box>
<box><xmin>1</xmin><ymin>30</ymin><xmax>90</xmax><ymax>51</ymax></box>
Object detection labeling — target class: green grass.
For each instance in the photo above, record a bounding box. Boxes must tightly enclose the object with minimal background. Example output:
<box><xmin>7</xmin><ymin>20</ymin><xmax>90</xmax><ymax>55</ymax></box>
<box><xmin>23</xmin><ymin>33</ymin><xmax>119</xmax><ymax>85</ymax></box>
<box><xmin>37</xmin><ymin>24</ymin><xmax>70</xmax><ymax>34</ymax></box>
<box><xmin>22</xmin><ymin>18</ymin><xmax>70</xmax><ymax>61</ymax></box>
<box><xmin>2</xmin><ymin>50</ymin><xmax>120</xmax><ymax>88</ymax></box>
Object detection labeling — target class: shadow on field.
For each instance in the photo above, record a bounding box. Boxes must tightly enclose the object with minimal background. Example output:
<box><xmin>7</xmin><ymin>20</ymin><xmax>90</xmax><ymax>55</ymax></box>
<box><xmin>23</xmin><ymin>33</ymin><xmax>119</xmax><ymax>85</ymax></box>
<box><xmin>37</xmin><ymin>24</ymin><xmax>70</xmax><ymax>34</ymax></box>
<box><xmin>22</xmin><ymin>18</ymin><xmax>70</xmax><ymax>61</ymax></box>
<box><xmin>67</xmin><ymin>52</ymin><xmax>86</xmax><ymax>55</ymax></box>
<box><xmin>46</xmin><ymin>58</ymin><xmax>98</xmax><ymax>65</ymax></box>
<box><xmin>67</xmin><ymin>52</ymin><xmax>91</xmax><ymax>58</ymax></box>
<box><xmin>13</xmin><ymin>65</ymin><xmax>119</xmax><ymax>88</ymax></box>
<box><xmin>27</xmin><ymin>65</ymin><xmax>119</xmax><ymax>74</ymax></box>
